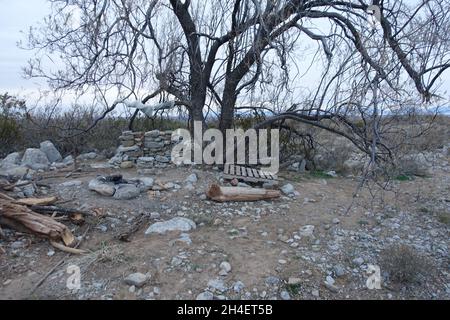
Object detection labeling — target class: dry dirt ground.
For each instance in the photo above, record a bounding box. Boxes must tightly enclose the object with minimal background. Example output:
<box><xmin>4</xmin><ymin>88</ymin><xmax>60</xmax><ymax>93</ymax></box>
<box><xmin>0</xmin><ymin>158</ymin><xmax>449</xmax><ymax>300</ymax></box>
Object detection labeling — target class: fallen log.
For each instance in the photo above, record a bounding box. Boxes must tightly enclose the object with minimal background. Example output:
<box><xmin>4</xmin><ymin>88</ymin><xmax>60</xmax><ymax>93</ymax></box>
<box><xmin>206</xmin><ymin>184</ymin><xmax>280</xmax><ymax>202</ymax></box>
<box><xmin>0</xmin><ymin>199</ymin><xmax>76</xmax><ymax>247</ymax></box>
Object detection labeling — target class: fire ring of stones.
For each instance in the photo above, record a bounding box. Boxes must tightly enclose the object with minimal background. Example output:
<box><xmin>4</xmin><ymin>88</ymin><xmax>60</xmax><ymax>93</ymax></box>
<box><xmin>88</xmin><ymin>174</ymin><xmax>154</xmax><ymax>200</ymax></box>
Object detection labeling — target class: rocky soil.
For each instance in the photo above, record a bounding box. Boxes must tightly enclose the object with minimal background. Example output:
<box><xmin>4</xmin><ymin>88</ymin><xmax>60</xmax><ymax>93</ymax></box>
<box><xmin>0</xmin><ymin>150</ymin><xmax>449</xmax><ymax>300</ymax></box>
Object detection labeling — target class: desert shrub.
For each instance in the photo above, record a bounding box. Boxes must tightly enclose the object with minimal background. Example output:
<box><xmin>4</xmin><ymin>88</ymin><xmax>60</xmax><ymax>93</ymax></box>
<box><xmin>0</xmin><ymin>93</ymin><xmax>26</xmax><ymax>157</ymax></box>
<box><xmin>380</xmin><ymin>244</ymin><xmax>430</xmax><ymax>284</ymax></box>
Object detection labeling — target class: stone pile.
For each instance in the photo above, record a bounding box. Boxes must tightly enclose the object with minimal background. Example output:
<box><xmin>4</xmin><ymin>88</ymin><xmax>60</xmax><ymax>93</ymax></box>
<box><xmin>0</xmin><ymin>140</ymin><xmax>73</xmax><ymax>179</ymax></box>
<box><xmin>110</xmin><ymin>130</ymin><xmax>175</xmax><ymax>168</ymax></box>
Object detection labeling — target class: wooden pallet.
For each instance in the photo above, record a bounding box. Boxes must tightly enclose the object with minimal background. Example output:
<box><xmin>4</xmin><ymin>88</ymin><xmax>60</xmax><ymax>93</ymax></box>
<box><xmin>223</xmin><ymin>164</ymin><xmax>278</xmax><ymax>184</ymax></box>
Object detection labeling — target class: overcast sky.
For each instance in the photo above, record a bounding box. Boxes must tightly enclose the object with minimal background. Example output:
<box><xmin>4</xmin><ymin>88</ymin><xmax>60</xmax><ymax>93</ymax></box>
<box><xmin>0</xmin><ymin>0</ymin><xmax>449</xmax><ymax>110</ymax></box>
<box><xmin>0</xmin><ymin>0</ymin><xmax>49</xmax><ymax>94</ymax></box>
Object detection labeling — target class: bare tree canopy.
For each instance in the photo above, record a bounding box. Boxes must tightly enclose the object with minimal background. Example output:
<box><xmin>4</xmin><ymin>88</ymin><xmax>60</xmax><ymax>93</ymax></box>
<box><xmin>24</xmin><ymin>0</ymin><xmax>450</xmax><ymax>162</ymax></box>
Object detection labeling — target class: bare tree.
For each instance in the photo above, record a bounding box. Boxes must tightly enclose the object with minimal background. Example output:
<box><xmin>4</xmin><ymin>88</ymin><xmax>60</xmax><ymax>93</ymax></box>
<box><xmin>24</xmin><ymin>0</ymin><xmax>450</xmax><ymax>163</ymax></box>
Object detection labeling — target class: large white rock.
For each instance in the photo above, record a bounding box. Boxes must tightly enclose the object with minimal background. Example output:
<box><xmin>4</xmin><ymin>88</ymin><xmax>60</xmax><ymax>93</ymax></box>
<box><xmin>0</xmin><ymin>164</ymin><xmax>30</xmax><ymax>179</ymax></box>
<box><xmin>145</xmin><ymin>217</ymin><xmax>196</xmax><ymax>235</ymax></box>
<box><xmin>113</xmin><ymin>184</ymin><xmax>140</xmax><ymax>200</ymax></box>
<box><xmin>1</xmin><ymin>152</ymin><xmax>21</xmax><ymax>167</ymax></box>
<box><xmin>40</xmin><ymin>140</ymin><xmax>62</xmax><ymax>163</ymax></box>
<box><xmin>21</xmin><ymin>148</ymin><xmax>49</xmax><ymax>170</ymax></box>
<box><xmin>88</xmin><ymin>178</ymin><xmax>116</xmax><ymax>196</ymax></box>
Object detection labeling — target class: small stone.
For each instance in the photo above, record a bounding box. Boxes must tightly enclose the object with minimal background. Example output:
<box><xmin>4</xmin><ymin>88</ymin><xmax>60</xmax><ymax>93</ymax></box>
<box><xmin>280</xmin><ymin>183</ymin><xmax>295</xmax><ymax>195</ymax></box>
<box><xmin>196</xmin><ymin>291</ymin><xmax>214</xmax><ymax>300</ymax></box>
<box><xmin>120</xmin><ymin>161</ymin><xmax>135</xmax><ymax>169</ymax></box>
<box><xmin>299</xmin><ymin>225</ymin><xmax>315</xmax><ymax>238</ymax></box>
<box><xmin>185</xmin><ymin>173</ymin><xmax>198</xmax><ymax>184</ymax></box>
<box><xmin>352</xmin><ymin>257</ymin><xmax>364</xmax><ymax>267</ymax></box>
<box><xmin>171</xmin><ymin>257</ymin><xmax>183</xmax><ymax>267</ymax></box>
<box><xmin>280</xmin><ymin>290</ymin><xmax>291</xmax><ymax>300</ymax></box>
<box><xmin>219</xmin><ymin>261</ymin><xmax>232</xmax><ymax>274</ymax></box>
<box><xmin>333</xmin><ymin>264</ymin><xmax>346</xmax><ymax>277</ymax></box>
<box><xmin>47</xmin><ymin>250</ymin><xmax>55</xmax><ymax>257</ymax></box>
<box><xmin>233</xmin><ymin>281</ymin><xmax>245</xmax><ymax>293</ymax></box>
<box><xmin>124</xmin><ymin>273</ymin><xmax>148</xmax><ymax>287</ymax></box>
<box><xmin>324</xmin><ymin>282</ymin><xmax>339</xmax><ymax>293</ymax></box>
<box><xmin>278</xmin><ymin>259</ymin><xmax>287</xmax><ymax>265</ymax></box>
<box><xmin>207</xmin><ymin>279</ymin><xmax>227</xmax><ymax>292</ymax></box>
<box><xmin>325</xmin><ymin>275</ymin><xmax>335</xmax><ymax>285</ymax></box>
<box><xmin>311</xmin><ymin>289</ymin><xmax>320</xmax><ymax>297</ymax></box>
<box><xmin>288</xmin><ymin>277</ymin><xmax>302</xmax><ymax>285</ymax></box>
<box><xmin>129</xmin><ymin>285</ymin><xmax>136</xmax><ymax>293</ymax></box>
<box><xmin>150</xmin><ymin>212</ymin><xmax>160</xmax><ymax>219</ymax></box>
<box><xmin>59</xmin><ymin>180</ymin><xmax>83</xmax><ymax>188</ymax></box>
<box><xmin>332</xmin><ymin>218</ymin><xmax>340</xmax><ymax>224</ymax></box>
<box><xmin>145</xmin><ymin>217</ymin><xmax>196</xmax><ymax>235</ymax></box>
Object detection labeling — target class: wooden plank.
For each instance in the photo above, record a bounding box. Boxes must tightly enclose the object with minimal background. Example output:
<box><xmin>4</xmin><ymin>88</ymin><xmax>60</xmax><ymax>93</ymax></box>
<box><xmin>240</xmin><ymin>166</ymin><xmax>247</xmax><ymax>177</ymax></box>
<box><xmin>258</xmin><ymin>170</ymin><xmax>267</xmax><ymax>179</ymax></box>
<box><xmin>247</xmin><ymin>167</ymin><xmax>253</xmax><ymax>177</ymax></box>
<box><xmin>224</xmin><ymin>164</ymin><xmax>230</xmax><ymax>174</ymax></box>
<box><xmin>252</xmin><ymin>168</ymin><xmax>259</xmax><ymax>178</ymax></box>
<box><xmin>230</xmin><ymin>164</ymin><xmax>235</xmax><ymax>175</ymax></box>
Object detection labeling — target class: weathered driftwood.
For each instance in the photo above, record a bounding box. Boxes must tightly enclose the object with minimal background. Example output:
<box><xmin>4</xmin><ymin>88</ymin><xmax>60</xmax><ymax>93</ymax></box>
<box><xmin>50</xmin><ymin>240</ymin><xmax>87</xmax><ymax>254</ymax></box>
<box><xmin>0</xmin><ymin>199</ymin><xmax>75</xmax><ymax>247</ymax></box>
<box><xmin>14</xmin><ymin>196</ymin><xmax>58</xmax><ymax>206</ymax></box>
<box><xmin>206</xmin><ymin>184</ymin><xmax>280</xmax><ymax>202</ymax></box>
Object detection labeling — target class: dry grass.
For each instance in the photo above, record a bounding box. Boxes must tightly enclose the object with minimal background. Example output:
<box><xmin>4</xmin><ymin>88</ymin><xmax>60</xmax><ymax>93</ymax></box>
<box><xmin>380</xmin><ymin>244</ymin><xmax>431</xmax><ymax>284</ymax></box>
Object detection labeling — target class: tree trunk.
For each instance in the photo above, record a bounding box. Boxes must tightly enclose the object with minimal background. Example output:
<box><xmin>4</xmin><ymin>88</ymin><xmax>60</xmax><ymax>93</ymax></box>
<box><xmin>219</xmin><ymin>80</ymin><xmax>238</xmax><ymax>132</ymax></box>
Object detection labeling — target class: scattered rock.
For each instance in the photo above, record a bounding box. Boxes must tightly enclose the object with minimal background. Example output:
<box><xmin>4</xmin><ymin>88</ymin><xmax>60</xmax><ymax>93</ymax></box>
<box><xmin>185</xmin><ymin>173</ymin><xmax>198</xmax><ymax>184</ymax></box>
<box><xmin>288</xmin><ymin>277</ymin><xmax>302</xmax><ymax>285</ymax></box>
<box><xmin>88</xmin><ymin>178</ymin><xmax>116</xmax><ymax>196</ymax></box>
<box><xmin>233</xmin><ymin>281</ymin><xmax>245</xmax><ymax>293</ymax></box>
<box><xmin>196</xmin><ymin>291</ymin><xmax>214</xmax><ymax>300</ymax></box>
<box><xmin>77</xmin><ymin>152</ymin><xmax>98</xmax><ymax>161</ymax></box>
<box><xmin>0</xmin><ymin>165</ymin><xmax>30</xmax><ymax>179</ymax></box>
<box><xmin>145</xmin><ymin>217</ymin><xmax>196</xmax><ymax>235</ymax></box>
<box><xmin>299</xmin><ymin>225</ymin><xmax>315</xmax><ymax>238</ymax></box>
<box><xmin>40</xmin><ymin>140</ymin><xmax>62</xmax><ymax>163</ymax></box>
<box><xmin>324</xmin><ymin>282</ymin><xmax>339</xmax><ymax>293</ymax></box>
<box><xmin>63</xmin><ymin>155</ymin><xmax>74</xmax><ymax>165</ymax></box>
<box><xmin>207</xmin><ymin>279</ymin><xmax>227</xmax><ymax>292</ymax></box>
<box><xmin>59</xmin><ymin>180</ymin><xmax>83</xmax><ymax>188</ymax></box>
<box><xmin>124</xmin><ymin>273</ymin><xmax>148</xmax><ymax>288</ymax></box>
<box><xmin>113</xmin><ymin>184</ymin><xmax>140</xmax><ymax>200</ymax></box>
<box><xmin>280</xmin><ymin>290</ymin><xmax>291</xmax><ymax>300</ymax></box>
<box><xmin>325</xmin><ymin>275</ymin><xmax>335</xmax><ymax>285</ymax></box>
<box><xmin>1</xmin><ymin>152</ymin><xmax>21</xmax><ymax>166</ymax></box>
<box><xmin>219</xmin><ymin>261</ymin><xmax>232</xmax><ymax>275</ymax></box>
<box><xmin>21</xmin><ymin>148</ymin><xmax>49</xmax><ymax>170</ymax></box>
<box><xmin>332</xmin><ymin>218</ymin><xmax>340</xmax><ymax>224</ymax></box>
<box><xmin>280</xmin><ymin>183</ymin><xmax>295</xmax><ymax>195</ymax></box>
<box><xmin>120</xmin><ymin>161</ymin><xmax>135</xmax><ymax>169</ymax></box>
<box><xmin>352</xmin><ymin>257</ymin><xmax>365</xmax><ymax>267</ymax></box>
<box><xmin>333</xmin><ymin>264</ymin><xmax>346</xmax><ymax>277</ymax></box>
